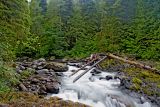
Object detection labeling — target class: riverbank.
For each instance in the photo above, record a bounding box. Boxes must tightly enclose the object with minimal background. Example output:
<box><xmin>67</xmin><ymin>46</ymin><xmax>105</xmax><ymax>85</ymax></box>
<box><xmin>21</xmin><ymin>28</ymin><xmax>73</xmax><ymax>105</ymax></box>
<box><xmin>100</xmin><ymin>59</ymin><xmax>160</xmax><ymax>106</ymax></box>
<box><xmin>0</xmin><ymin>57</ymin><xmax>159</xmax><ymax>107</ymax></box>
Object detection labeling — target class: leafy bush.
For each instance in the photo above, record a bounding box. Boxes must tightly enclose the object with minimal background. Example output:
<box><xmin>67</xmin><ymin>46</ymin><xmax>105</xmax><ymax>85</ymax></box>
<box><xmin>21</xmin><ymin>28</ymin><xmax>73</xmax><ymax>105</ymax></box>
<box><xmin>0</xmin><ymin>61</ymin><xmax>20</xmax><ymax>94</ymax></box>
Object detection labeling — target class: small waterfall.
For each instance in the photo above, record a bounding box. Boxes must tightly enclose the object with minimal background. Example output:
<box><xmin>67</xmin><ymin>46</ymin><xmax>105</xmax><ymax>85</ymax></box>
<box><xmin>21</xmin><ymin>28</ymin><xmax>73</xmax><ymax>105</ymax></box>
<box><xmin>50</xmin><ymin>65</ymin><xmax>152</xmax><ymax>107</ymax></box>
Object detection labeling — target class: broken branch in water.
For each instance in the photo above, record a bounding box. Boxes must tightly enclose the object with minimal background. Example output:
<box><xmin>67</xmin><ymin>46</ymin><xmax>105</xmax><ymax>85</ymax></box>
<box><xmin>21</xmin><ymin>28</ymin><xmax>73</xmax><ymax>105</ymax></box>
<box><xmin>73</xmin><ymin>56</ymin><xmax>107</xmax><ymax>83</ymax></box>
<box><xmin>69</xmin><ymin>57</ymin><xmax>98</xmax><ymax>77</ymax></box>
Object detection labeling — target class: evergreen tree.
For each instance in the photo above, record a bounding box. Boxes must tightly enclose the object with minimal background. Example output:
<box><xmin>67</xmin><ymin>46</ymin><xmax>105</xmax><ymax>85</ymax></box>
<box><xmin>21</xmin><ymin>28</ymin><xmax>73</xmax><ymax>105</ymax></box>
<box><xmin>0</xmin><ymin>0</ymin><xmax>30</xmax><ymax>60</ymax></box>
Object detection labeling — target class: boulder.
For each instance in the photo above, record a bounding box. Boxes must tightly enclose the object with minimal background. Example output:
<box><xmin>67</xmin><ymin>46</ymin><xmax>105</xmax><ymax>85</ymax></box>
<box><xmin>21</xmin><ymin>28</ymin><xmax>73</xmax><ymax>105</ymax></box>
<box><xmin>36</xmin><ymin>69</ymin><xmax>49</xmax><ymax>74</ymax></box>
<box><xmin>45</xmin><ymin>62</ymin><xmax>68</xmax><ymax>72</ymax></box>
<box><xmin>46</xmin><ymin>83</ymin><xmax>60</xmax><ymax>94</ymax></box>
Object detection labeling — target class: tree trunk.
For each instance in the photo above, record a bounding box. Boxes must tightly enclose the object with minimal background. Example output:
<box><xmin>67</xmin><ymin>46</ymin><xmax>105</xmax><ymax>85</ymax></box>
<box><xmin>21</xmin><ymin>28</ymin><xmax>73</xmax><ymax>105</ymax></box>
<box><xmin>107</xmin><ymin>53</ymin><xmax>160</xmax><ymax>74</ymax></box>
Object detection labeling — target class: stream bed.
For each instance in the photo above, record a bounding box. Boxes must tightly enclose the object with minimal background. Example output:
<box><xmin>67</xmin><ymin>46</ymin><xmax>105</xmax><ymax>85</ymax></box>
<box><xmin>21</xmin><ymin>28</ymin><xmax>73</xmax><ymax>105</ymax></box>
<box><xmin>50</xmin><ymin>64</ymin><xmax>153</xmax><ymax>107</ymax></box>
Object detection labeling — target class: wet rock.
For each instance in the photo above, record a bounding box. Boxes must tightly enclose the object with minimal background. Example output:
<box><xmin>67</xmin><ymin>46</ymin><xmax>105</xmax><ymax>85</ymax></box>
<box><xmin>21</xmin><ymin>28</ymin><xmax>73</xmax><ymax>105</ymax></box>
<box><xmin>22</xmin><ymin>62</ymin><xmax>32</xmax><ymax>67</ymax></box>
<box><xmin>32</xmin><ymin>65</ymin><xmax>37</xmax><ymax>69</ymax></box>
<box><xmin>38</xmin><ymin>58</ymin><xmax>46</xmax><ymax>62</ymax></box>
<box><xmin>99</xmin><ymin>77</ymin><xmax>106</xmax><ymax>80</ymax></box>
<box><xmin>45</xmin><ymin>62</ymin><xmax>68</xmax><ymax>72</ymax></box>
<box><xmin>49</xmin><ymin>69</ymin><xmax>54</xmax><ymax>72</ymax></box>
<box><xmin>36</xmin><ymin>69</ymin><xmax>49</xmax><ymax>74</ymax></box>
<box><xmin>46</xmin><ymin>83</ymin><xmax>60</xmax><ymax>94</ymax></box>
<box><xmin>114</xmin><ymin>76</ymin><xmax>121</xmax><ymax>80</ymax></box>
<box><xmin>55</xmin><ymin>72</ymin><xmax>64</xmax><ymax>76</ymax></box>
<box><xmin>106</xmin><ymin>75</ymin><xmax>113</xmax><ymax>80</ymax></box>
<box><xmin>19</xmin><ymin>83</ymin><xmax>27</xmax><ymax>91</ymax></box>
<box><xmin>31</xmin><ymin>78</ymin><xmax>39</xmax><ymax>84</ymax></box>
<box><xmin>37</xmin><ymin>66</ymin><xmax>44</xmax><ymax>70</ymax></box>
<box><xmin>91</xmin><ymin>69</ymin><xmax>101</xmax><ymax>74</ymax></box>
<box><xmin>120</xmin><ymin>78</ymin><xmax>132</xmax><ymax>89</ymax></box>
<box><xmin>38</xmin><ymin>88</ymin><xmax>47</xmax><ymax>95</ymax></box>
<box><xmin>155</xmin><ymin>97</ymin><xmax>160</xmax><ymax>106</ymax></box>
<box><xmin>140</xmin><ymin>96</ymin><xmax>146</xmax><ymax>103</ymax></box>
<box><xmin>16</xmin><ymin>67</ymin><xmax>22</xmax><ymax>73</ymax></box>
<box><xmin>19</xmin><ymin>65</ymin><xmax>25</xmax><ymax>70</ymax></box>
<box><xmin>27</xmin><ymin>68</ymin><xmax>35</xmax><ymax>72</ymax></box>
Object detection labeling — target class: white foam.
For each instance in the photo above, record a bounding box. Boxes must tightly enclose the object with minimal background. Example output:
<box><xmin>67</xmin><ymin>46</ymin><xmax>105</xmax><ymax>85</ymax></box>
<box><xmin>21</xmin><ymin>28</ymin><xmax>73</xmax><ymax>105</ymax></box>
<box><xmin>50</xmin><ymin>65</ymin><xmax>152</xmax><ymax>107</ymax></box>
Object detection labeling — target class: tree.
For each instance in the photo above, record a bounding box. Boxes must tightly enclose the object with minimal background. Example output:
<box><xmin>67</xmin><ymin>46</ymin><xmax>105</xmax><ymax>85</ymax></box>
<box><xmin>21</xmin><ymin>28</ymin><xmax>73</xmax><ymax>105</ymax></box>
<box><xmin>0</xmin><ymin>0</ymin><xmax>30</xmax><ymax>60</ymax></box>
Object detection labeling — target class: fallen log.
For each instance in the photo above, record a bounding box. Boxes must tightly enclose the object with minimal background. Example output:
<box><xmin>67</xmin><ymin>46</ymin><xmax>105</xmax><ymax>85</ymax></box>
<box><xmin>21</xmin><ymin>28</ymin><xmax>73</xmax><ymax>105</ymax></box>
<box><xmin>69</xmin><ymin>58</ymin><xmax>98</xmax><ymax>77</ymax></box>
<box><xmin>73</xmin><ymin>56</ymin><xmax>107</xmax><ymax>83</ymax></box>
<box><xmin>107</xmin><ymin>53</ymin><xmax>160</xmax><ymax>74</ymax></box>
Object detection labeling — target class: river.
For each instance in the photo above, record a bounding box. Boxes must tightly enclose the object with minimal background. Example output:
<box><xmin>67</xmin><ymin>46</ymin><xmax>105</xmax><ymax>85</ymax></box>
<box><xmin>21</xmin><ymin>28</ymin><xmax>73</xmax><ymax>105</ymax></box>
<box><xmin>50</xmin><ymin>64</ymin><xmax>152</xmax><ymax>107</ymax></box>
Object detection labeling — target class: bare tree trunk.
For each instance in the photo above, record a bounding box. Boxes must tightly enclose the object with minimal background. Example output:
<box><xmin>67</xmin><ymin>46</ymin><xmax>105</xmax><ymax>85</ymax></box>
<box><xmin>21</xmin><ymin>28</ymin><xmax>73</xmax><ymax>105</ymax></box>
<box><xmin>107</xmin><ymin>53</ymin><xmax>160</xmax><ymax>74</ymax></box>
<box><xmin>73</xmin><ymin>56</ymin><xmax>107</xmax><ymax>83</ymax></box>
<box><xmin>69</xmin><ymin>58</ymin><xmax>98</xmax><ymax>77</ymax></box>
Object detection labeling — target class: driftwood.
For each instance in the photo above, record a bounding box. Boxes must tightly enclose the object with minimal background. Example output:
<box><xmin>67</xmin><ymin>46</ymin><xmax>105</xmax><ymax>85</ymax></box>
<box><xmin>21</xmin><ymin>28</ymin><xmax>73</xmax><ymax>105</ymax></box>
<box><xmin>69</xmin><ymin>58</ymin><xmax>98</xmax><ymax>77</ymax></box>
<box><xmin>107</xmin><ymin>53</ymin><xmax>160</xmax><ymax>74</ymax></box>
<box><xmin>73</xmin><ymin>56</ymin><xmax>107</xmax><ymax>83</ymax></box>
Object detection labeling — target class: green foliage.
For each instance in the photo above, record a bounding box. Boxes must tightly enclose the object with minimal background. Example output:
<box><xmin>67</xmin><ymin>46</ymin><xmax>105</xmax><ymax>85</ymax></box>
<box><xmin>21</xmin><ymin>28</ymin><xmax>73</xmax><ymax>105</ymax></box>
<box><xmin>0</xmin><ymin>0</ymin><xmax>31</xmax><ymax>60</ymax></box>
<box><xmin>0</xmin><ymin>62</ymin><xmax>20</xmax><ymax>93</ymax></box>
<box><xmin>20</xmin><ymin>70</ymin><xmax>34</xmax><ymax>79</ymax></box>
<box><xmin>15</xmin><ymin>35</ymin><xmax>39</xmax><ymax>57</ymax></box>
<box><xmin>28</xmin><ymin>0</ymin><xmax>160</xmax><ymax>60</ymax></box>
<box><xmin>132</xmin><ymin>77</ymin><xmax>142</xmax><ymax>85</ymax></box>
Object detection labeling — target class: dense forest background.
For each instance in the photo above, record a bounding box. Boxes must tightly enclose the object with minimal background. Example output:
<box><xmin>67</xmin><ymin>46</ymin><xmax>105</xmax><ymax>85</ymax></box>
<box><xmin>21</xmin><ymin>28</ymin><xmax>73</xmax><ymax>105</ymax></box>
<box><xmin>0</xmin><ymin>0</ymin><xmax>160</xmax><ymax>61</ymax></box>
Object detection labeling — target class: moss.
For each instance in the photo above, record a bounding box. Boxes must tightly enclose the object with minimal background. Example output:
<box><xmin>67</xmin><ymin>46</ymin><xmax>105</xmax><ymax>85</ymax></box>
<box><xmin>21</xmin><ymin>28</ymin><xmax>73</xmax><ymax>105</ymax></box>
<box><xmin>0</xmin><ymin>92</ymin><xmax>90</xmax><ymax>107</ymax></box>
<box><xmin>99</xmin><ymin>59</ymin><xmax>116</xmax><ymax>69</ymax></box>
<box><xmin>140</xmin><ymin>71</ymin><xmax>150</xmax><ymax>78</ymax></box>
<box><xmin>132</xmin><ymin>77</ymin><xmax>142</xmax><ymax>85</ymax></box>
<box><xmin>20</xmin><ymin>70</ymin><xmax>34</xmax><ymax>79</ymax></box>
<box><xmin>130</xmin><ymin>83</ymin><xmax>141</xmax><ymax>91</ymax></box>
<box><xmin>142</xmin><ymin>88</ymin><xmax>154</xmax><ymax>96</ymax></box>
<box><xmin>123</xmin><ymin>64</ymin><xmax>160</xmax><ymax>97</ymax></box>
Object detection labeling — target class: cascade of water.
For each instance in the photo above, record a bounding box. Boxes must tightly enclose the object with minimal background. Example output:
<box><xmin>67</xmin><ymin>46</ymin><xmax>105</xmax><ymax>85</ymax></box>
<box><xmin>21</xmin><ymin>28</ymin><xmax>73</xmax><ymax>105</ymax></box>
<box><xmin>51</xmin><ymin>65</ymin><xmax>152</xmax><ymax>107</ymax></box>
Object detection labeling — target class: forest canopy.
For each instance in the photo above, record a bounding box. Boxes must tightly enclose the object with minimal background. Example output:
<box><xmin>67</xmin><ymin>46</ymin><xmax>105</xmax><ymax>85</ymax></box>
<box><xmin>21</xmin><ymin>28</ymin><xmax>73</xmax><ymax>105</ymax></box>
<box><xmin>0</xmin><ymin>0</ymin><xmax>160</xmax><ymax>60</ymax></box>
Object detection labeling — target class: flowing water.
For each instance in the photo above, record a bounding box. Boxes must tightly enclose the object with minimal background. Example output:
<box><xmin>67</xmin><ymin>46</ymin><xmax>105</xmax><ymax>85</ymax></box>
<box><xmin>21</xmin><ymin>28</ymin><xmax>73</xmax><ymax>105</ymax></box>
<box><xmin>50</xmin><ymin>64</ymin><xmax>152</xmax><ymax>107</ymax></box>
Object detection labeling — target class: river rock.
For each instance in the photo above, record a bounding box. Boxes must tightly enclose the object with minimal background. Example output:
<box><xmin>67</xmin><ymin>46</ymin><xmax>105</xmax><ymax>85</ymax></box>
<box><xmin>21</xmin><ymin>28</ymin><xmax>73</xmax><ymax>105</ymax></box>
<box><xmin>140</xmin><ymin>96</ymin><xmax>146</xmax><ymax>103</ymax></box>
<box><xmin>31</xmin><ymin>78</ymin><xmax>39</xmax><ymax>84</ymax></box>
<box><xmin>19</xmin><ymin>83</ymin><xmax>28</xmax><ymax>91</ymax></box>
<box><xmin>99</xmin><ymin>77</ymin><xmax>106</xmax><ymax>80</ymax></box>
<box><xmin>38</xmin><ymin>58</ymin><xmax>46</xmax><ymax>62</ymax></box>
<box><xmin>91</xmin><ymin>69</ymin><xmax>102</xmax><ymax>75</ymax></box>
<box><xmin>36</xmin><ymin>69</ymin><xmax>49</xmax><ymax>74</ymax></box>
<box><xmin>120</xmin><ymin>78</ymin><xmax>131</xmax><ymax>89</ymax></box>
<box><xmin>45</xmin><ymin>62</ymin><xmax>68</xmax><ymax>72</ymax></box>
<box><xmin>27</xmin><ymin>68</ymin><xmax>35</xmax><ymax>72</ymax></box>
<box><xmin>46</xmin><ymin>83</ymin><xmax>60</xmax><ymax>94</ymax></box>
<box><xmin>106</xmin><ymin>75</ymin><xmax>113</xmax><ymax>80</ymax></box>
<box><xmin>19</xmin><ymin>65</ymin><xmax>25</xmax><ymax>70</ymax></box>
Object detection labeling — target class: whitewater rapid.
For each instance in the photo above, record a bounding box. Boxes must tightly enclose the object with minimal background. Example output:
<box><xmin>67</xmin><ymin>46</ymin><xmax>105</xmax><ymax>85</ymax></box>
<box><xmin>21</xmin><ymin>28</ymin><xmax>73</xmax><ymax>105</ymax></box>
<box><xmin>50</xmin><ymin>64</ymin><xmax>152</xmax><ymax>107</ymax></box>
